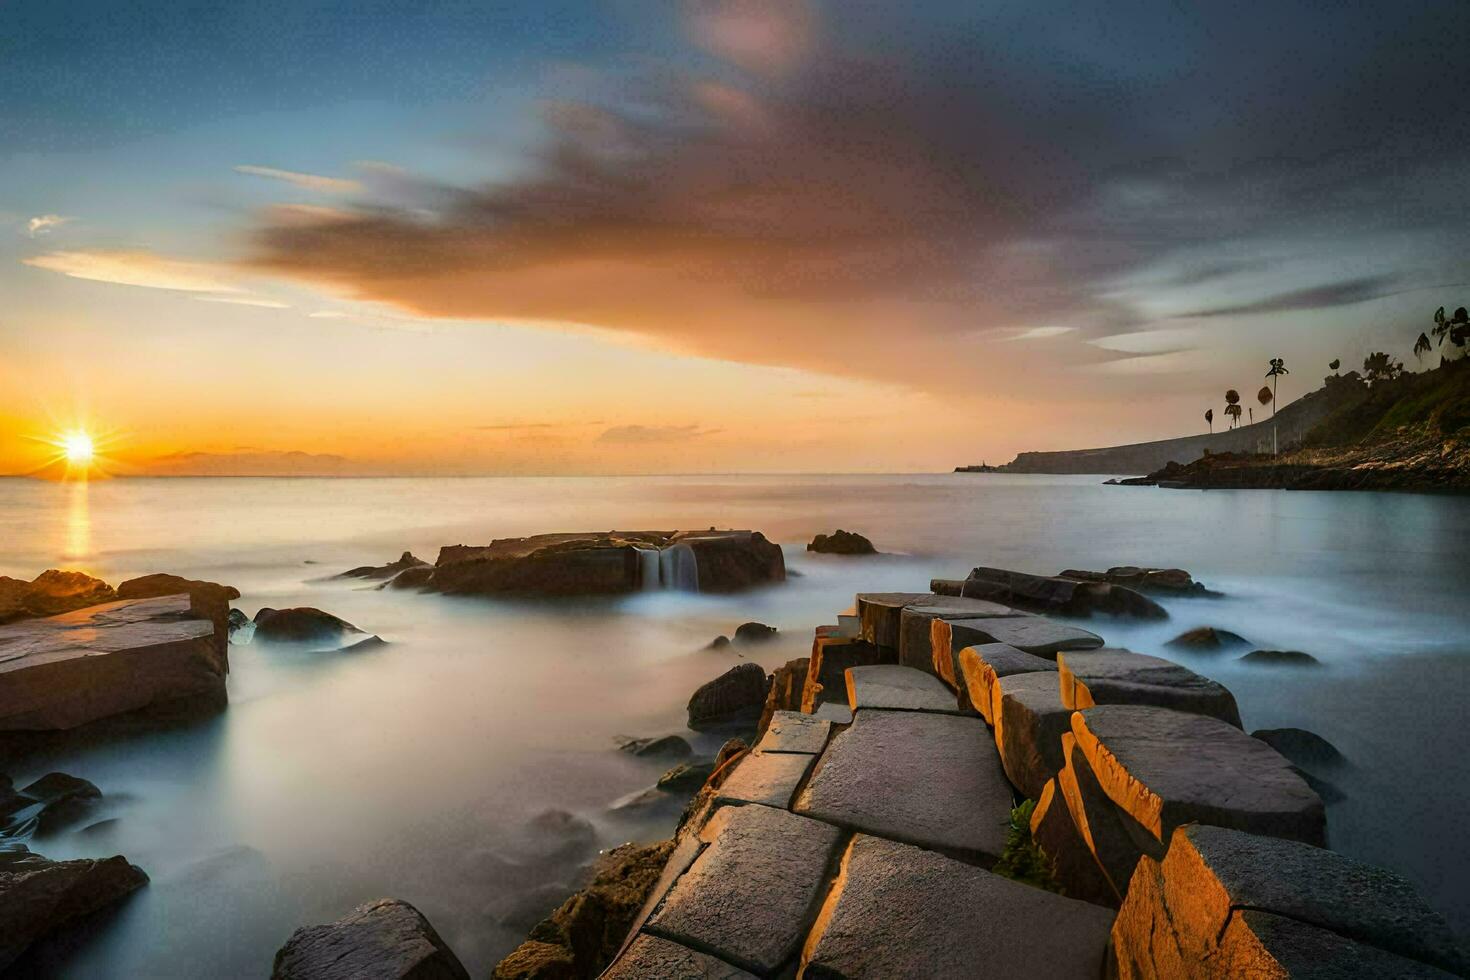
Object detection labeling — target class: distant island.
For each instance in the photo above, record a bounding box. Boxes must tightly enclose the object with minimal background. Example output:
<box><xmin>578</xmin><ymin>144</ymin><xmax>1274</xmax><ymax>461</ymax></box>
<box><xmin>954</xmin><ymin>463</ymin><xmax>1001</xmax><ymax>473</ymax></box>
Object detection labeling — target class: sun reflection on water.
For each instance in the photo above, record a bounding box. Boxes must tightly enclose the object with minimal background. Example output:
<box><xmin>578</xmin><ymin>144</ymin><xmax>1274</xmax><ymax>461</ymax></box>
<box><xmin>64</xmin><ymin>479</ymin><xmax>91</xmax><ymax>560</ymax></box>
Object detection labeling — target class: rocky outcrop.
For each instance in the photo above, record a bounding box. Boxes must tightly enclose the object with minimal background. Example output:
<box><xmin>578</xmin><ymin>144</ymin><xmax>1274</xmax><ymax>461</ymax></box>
<box><xmin>733</xmin><ymin>621</ymin><xmax>777</xmax><ymax>644</ymax></box>
<box><xmin>806</xmin><ymin>530</ymin><xmax>877</xmax><ymax>555</ymax></box>
<box><xmin>0</xmin><ymin>594</ymin><xmax>225</xmax><ymax>734</ymax></box>
<box><xmin>687</xmin><ymin>663</ymin><xmax>769</xmax><ymax>731</ymax></box>
<box><xmin>0</xmin><ymin>570</ymin><xmax>116</xmax><ymax>625</ymax></box>
<box><xmin>616</xmin><ymin>735</ymin><xmax>692</xmax><ymax>761</ymax></box>
<box><xmin>253</xmin><ymin>607</ymin><xmax>362</xmax><ymax>645</ymax></box>
<box><xmin>271</xmin><ymin>898</ymin><xmax>469</xmax><ymax>980</ymax></box>
<box><xmin>801</xmin><ymin>634</ymin><xmax>891</xmax><ymax>712</ymax></box>
<box><xmin>932</xmin><ymin>567</ymin><xmax>1168</xmax><ymax>619</ymax></box>
<box><xmin>1058</xmin><ymin>566</ymin><xmax>1215</xmax><ymax>597</ymax></box>
<box><xmin>116</xmin><ymin>573</ymin><xmax>239</xmax><ymax>668</ymax></box>
<box><xmin>2</xmin><ymin>772</ymin><xmax>102</xmax><ymax>837</ymax></box>
<box><xmin>1242</xmin><ymin>648</ymin><xmax>1322</xmax><ymax>667</ymax></box>
<box><xmin>1165</xmin><ymin>625</ymin><xmax>1249</xmax><ymax>652</ymax></box>
<box><xmin>757</xmin><ymin>658</ymin><xmax>808</xmax><ymax>736</ymax></box>
<box><xmin>339</xmin><ymin>552</ymin><xmax>428</xmax><ymax>581</ymax></box>
<box><xmin>1057</xmin><ymin>650</ymin><xmax>1243</xmax><ymax>727</ymax></box>
<box><xmin>0</xmin><ymin>844</ymin><xmax>149</xmax><ymax>971</ymax></box>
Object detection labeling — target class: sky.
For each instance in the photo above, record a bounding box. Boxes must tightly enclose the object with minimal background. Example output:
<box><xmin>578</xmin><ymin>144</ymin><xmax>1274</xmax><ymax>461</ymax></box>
<box><xmin>2</xmin><ymin>0</ymin><xmax>1468</xmax><ymax>475</ymax></box>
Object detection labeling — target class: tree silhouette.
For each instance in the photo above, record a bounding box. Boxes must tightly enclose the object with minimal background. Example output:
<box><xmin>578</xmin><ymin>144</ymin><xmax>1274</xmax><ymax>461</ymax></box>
<box><xmin>1329</xmin><ymin>358</ymin><xmax>1340</xmax><ymax>373</ymax></box>
<box><xmin>1257</xmin><ymin>386</ymin><xmax>1273</xmax><ymax>416</ymax></box>
<box><xmin>1205</xmin><ymin>408</ymin><xmax>1213</xmax><ymax>434</ymax></box>
<box><xmin>1225</xmin><ymin>403</ymin><xmax>1243</xmax><ymax>427</ymax></box>
<box><xmin>1264</xmin><ymin>358</ymin><xmax>1288</xmax><ymax>415</ymax></box>
<box><xmin>1414</xmin><ymin>332</ymin><xmax>1433</xmax><ymax>362</ymax></box>
<box><xmin>1224</xmin><ymin>389</ymin><xmax>1241</xmax><ymax>428</ymax></box>
<box><xmin>1362</xmin><ymin>351</ymin><xmax>1402</xmax><ymax>384</ymax></box>
<box><xmin>1432</xmin><ymin>306</ymin><xmax>1469</xmax><ymax>354</ymax></box>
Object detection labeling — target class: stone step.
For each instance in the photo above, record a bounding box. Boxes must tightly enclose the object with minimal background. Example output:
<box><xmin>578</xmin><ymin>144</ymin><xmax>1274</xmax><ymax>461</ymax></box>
<box><xmin>956</xmin><ymin>643</ymin><xmax>1056</xmax><ymax>725</ymax></box>
<box><xmin>843</xmin><ymin>665</ymin><xmax>960</xmax><ymax>715</ymax></box>
<box><xmin>794</xmin><ymin>708</ymin><xmax>1013</xmax><ymax>863</ymax></box>
<box><xmin>601</xmin><ymin>934</ymin><xmax>758</xmax><ymax>979</ymax></box>
<box><xmin>992</xmin><ymin>671</ymin><xmax>1073</xmax><ymax>800</ymax></box>
<box><xmin>754</xmin><ymin>710</ymin><xmax>832</xmax><ymax>755</ymax></box>
<box><xmin>933</xmin><ymin>618</ymin><xmax>1101</xmax><ymax>692</ymax></box>
<box><xmin>802</xmin><ymin>635</ymin><xmax>891</xmax><ymax>713</ymax></box>
<box><xmin>854</xmin><ymin>593</ymin><xmax>931</xmax><ymax>650</ymax></box>
<box><xmin>895</xmin><ymin>596</ymin><xmax>1021</xmax><ymax>673</ymax></box>
<box><xmin>800</xmin><ymin>835</ymin><xmax>1114</xmax><ymax>979</ymax></box>
<box><xmin>712</xmin><ymin>750</ymin><xmax>817</xmax><ymax>810</ymax></box>
<box><xmin>1057</xmin><ymin>649</ymin><xmax>1242</xmax><ymax>727</ymax></box>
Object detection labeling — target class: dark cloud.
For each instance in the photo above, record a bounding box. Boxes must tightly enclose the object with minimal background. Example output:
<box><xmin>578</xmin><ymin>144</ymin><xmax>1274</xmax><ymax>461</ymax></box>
<box><xmin>1176</xmin><ymin>276</ymin><xmax>1401</xmax><ymax>319</ymax></box>
<box><xmin>245</xmin><ymin>1</ymin><xmax>1470</xmax><ymax>396</ymax></box>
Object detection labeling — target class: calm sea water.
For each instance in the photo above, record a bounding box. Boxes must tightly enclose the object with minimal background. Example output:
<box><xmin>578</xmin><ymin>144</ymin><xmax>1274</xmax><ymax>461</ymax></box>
<box><xmin>1</xmin><ymin>475</ymin><xmax>1467</xmax><ymax>976</ymax></box>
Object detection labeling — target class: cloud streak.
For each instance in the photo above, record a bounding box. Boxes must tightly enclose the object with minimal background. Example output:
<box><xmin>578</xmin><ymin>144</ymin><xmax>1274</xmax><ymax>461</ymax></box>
<box><xmin>24</xmin><ymin>250</ymin><xmax>242</xmax><ymax>293</ymax></box>
<box><xmin>596</xmin><ymin>424</ymin><xmax>719</xmax><ymax>444</ymax></box>
<box><xmin>235</xmin><ymin>165</ymin><xmax>363</xmax><ymax>194</ymax></box>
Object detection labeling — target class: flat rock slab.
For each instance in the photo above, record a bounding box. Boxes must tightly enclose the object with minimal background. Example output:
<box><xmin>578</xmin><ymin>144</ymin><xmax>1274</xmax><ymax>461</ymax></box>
<box><xmin>801</xmin><ymin>835</ymin><xmax>1114</xmax><ymax>979</ymax></box>
<box><xmin>802</xmin><ymin>636</ymin><xmax>890</xmax><ymax>712</ymax></box>
<box><xmin>855</xmin><ymin>593</ymin><xmax>931</xmax><ymax>650</ymax></box>
<box><xmin>1072</xmin><ymin>705</ymin><xmax>1325</xmax><ymax>847</ymax></box>
<box><xmin>647</xmin><ymin>804</ymin><xmax>842</xmax><ymax>975</ymax></box>
<box><xmin>1114</xmin><ymin>825</ymin><xmax>1466</xmax><ymax>978</ymax></box>
<box><xmin>794</xmin><ymin>709</ymin><xmax>1013</xmax><ymax>862</ymax></box>
<box><xmin>993</xmin><ymin>671</ymin><xmax>1073</xmax><ymax>800</ymax></box>
<box><xmin>602</xmin><ymin>935</ymin><xmax>758</xmax><ymax>979</ymax></box>
<box><xmin>0</xmin><ymin>595</ymin><xmax>223</xmax><ymax>732</ymax></box>
<box><xmin>957</xmin><ymin>643</ymin><xmax>1056</xmax><ymax>724</ymax></box>
<box><xmin>271</xmin><ymin>898</ymin><xmax>469</xmax><ymax>980</ymax></box>
<box><xmin>897</xmin><ymin>597</ymin><xmax>1020</xmax><ymax>674</ymax></box>
<box><xmin>713</xmin><ymin>750</ymin><xmax>816</xmax><ymax>809</ymax></box>
<box><xmin>844</xmin><ymin>665</ymin><xmax>959</xmax><ymax>714</ymax></box>
<box><xmin>1058</xmin><ymin>649</ymin><xmax>1242</xmax><ymax>727</ymax></box>
<box><xmin>935</xmin><ymin>617</ymin><xmax>1099</xmax><ymax>690</ymax></box>
<box><xmin>813</xmin><ymin>702</ymin><xmax>853</xmax><ymax>725</ymax></box>
<box><xmin>755</xmin><ymin>711</ymin><xmax>832</xmax><ymax>754</ymax></box>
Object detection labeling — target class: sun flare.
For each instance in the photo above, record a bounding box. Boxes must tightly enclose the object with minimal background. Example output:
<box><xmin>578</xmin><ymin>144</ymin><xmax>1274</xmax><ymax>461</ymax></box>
<box><xmin>62</xmin><ymin>431</ymin><xmax>95</xmax><ymax>465</ymax></box>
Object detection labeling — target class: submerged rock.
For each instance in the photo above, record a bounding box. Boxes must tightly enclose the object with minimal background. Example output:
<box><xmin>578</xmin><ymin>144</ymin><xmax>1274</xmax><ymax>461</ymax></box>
<box><xmin>253</xmin><ymin>607</ymin><xmax>362</xmax><ymax>644</ymax></box>
<box><xmin>807</xmin><ymin>529</ymin><xmax>878</xmax><ymax>555</ymax></box>
<box><xmin>733</xmin><ymin>621</ymin><xmax>777</xmax><ymax>644</ymax></box>
<box><xmin>934</xmin><ymin>567</ymin><xmax>1167</xmax><ymax>619</ymax></box>
<box><xmin>1251</xmin><ymin>728</ymin><xmax>1347</xmax><ymax>772</ymax></box>
<box><xmin>617</xmin><ymin>734</ymin><xmax>693</xmax><ymax>761</ymax></box>
<box><xmin>687</xmin><ymin>663</ymin><xmax>769</xmax><ymax>731</ymax></box>
<box><xmin>2</xmin><ymin>772</ymin><xmax>102</xmax><ymax>837</ymax></box>
<box><xmin>0</xmin><ymin>844</ymin><xmax>148</xmax><ymax>971</ymax></box>
<box><xmin>657</xmin><ymin>762</ymin><xmax>717</xmax><ymax>794</ymax></box>
<box><xmin>271</xmin><ymin>898</ymin><xmax>469</xmax><ymax>980</ymax></box>
<box><xmin>1241</xmin><ymin>649</ymin><xmax>1322</xmax><ymax>668</ymax></box>
<box><xmin>339</xmin><ymin>552</ymin><xmax>429</xmax><ymax>580</ymax></box>
<box><xmin>1165</xmin><ymin>626</ymin><xmax>1250</xmax><ymax>652</ymax></box>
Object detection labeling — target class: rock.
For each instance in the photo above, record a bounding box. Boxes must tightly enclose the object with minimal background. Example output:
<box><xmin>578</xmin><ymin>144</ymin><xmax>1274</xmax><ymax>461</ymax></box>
<box><xmin>673</xmin><ymin>738</ymin><xmax>753</xmax><ymax>839</ymax></box>
<box><xmin>671</xmin><ymin>530</ymin><xmax>786</xmax><ymax>593</ymax></box>
<box><xmin>706</xmin><ymin>635</ymin><xmax>731</xmax><ymax>650</ymax></box>
<box><xmin>646</xmin><ymin>804</ymin><xmax>842</xmax><ymax>975</ymax></box>
<box><xmin>1054</xmin><ymin>734</ymin><xmax>1154</xmax><ymax>903</ymax></box>
<box><xmin>794</xmin><ymin>708</ymin><xmax>1014</xmax><ymax>863</ymax></box>
<box><xmin>1060</xmin><ymin>566</ymin><xmax>1213</xmax><ymax>597</ymax></box>
<box><xmin>603</xmin><ymin>934</ymin><xmax>759</xmax><ymax>979</ymax></box>
<box><xmin>0</xmin><ymin>577</ymin><xmax>27</xmax><ymax>625</ymax></box>
<box><xmin>9</xmin><ymin>772</ymin><xmax>102</xmax><ymax>836</ymax></box>
<box><xmin>1164</xmin><ymin>626</ymin><xmax>1250</xmax><ymax>652</ymax></box>
<box><xmin>494</xmin><ymin>882</ymin><xmax>578</xmax><ymax>932</ymax></box>
<box><xmin>754</xmin><ymin>711</ymin><xmax>832</xmax><ymax>755</ymax></box>
<box><xmin>712</xmin><ymin>750</ymin><xmax>816</xmax><ymax>808</ymax></box>
<box><xmin>931</xmin><ymin>616</ymin><xmax>1101</xmax><ymax>687</ymax></box>
<box><xmin>339</xmin><ymin>552</ymin><xmax>429</xmax><ymax>580</ymax></box>
<box><xmin>658</xmin><ymin>762</ymin><xmax>717</xmax><ymax>794</ymax></box>
<box><xmin>340</xmin><ymin>635</ymin><xmax>388</xmax><ymax>653</ymax></box>
<box><xmin>806</xmin><ymin>530</ymin><xmax>877</xmax><ymax>555</ymax></box>
<box><xmin>253</xmin><ymin>607</ymin><xmax>363</xmax><ymax>644</ymax></box>
<box><xmin>618</xmin><ymin>735</ymin><xmax>693</xmax><ymax>761</ymax></box>
<box><xmin>801</xmin><ymin>635</ymin><xmax>891</xmax><ymax>712</ymax></box>
<box><xmin>957</xmin><ymin>643</ymin><xmax>1057</xmax><ymax>725</ymax></box>
<box><xmin>0</xmin><ymin>845</ymin><xmax>149</xmax><ymax>971</ymax></box>
<box><xmin>5</xmin><ymin>569</ymin><xmax>117</xmax><ymax>623</ymax></box>
<box><xmin>733</xmin><ymin>622</ymin><xmax>777</xmax><ymax>644</ymax></box>
<box><xmin>1242</xmin><ymin>649</ymin><xmax>1322</xmax><ymax>667</ymax></box>
<box><xmin>0</xmin><ymin>594</ymin><xmax>225</xmax><ymax>733</ymax></box>
<box><xmin>1112</xmin><ymin>824</ymin><xmax>1469</xmax><ymax>979</ymax></box>
<box><xmin>386</xmin><ymin>565</ymin><xmax>435</xmax><ymax>591</ymax></box>
<box><xmin>687</xmin><ymin>663</ymin><xmax>769</xmax><ymax>731</ymax></box>
<box><xmin>934</xmin><ymin>566</ymin><xmax>1168</xmax><ymax>619</ymax></box>
<box><xmin>494</xmin><ymin>839</ymin><xmax>676</xmax><ymax>980</ymax></box>
<box><xmin>1057</xmin><ymin>649</ymin><xmax>1243</xmax><ymax>727</ymax></box>
<box><xmin>1029</xmin><ymin>779</ymin><xmax>1120</xmax><ymax>908</ymax></box>
<box><xmin>513</xmin><ymin>809</ymin><xmax>597</xmax><ymax>866</ymax></box>
<box><xmin>116</xmin><ymin>573</ymin><xmax>239</xmax><ymax>667</ymax></box>
<box><xmin>855</xmin><ymin>592</ymin><xmax>931</xmax><ymax>650</ymax></box>
<box><xmin>271</xmin><ymin>898</ymin><xmax>469</xmax><ymax>980</ymax></box>
<box><xmin>757</xmin><ymin>658</ymin><xmax>807</xmax><ymax>737</ymax></box>
<box><xmin>1252</xmin><ymin>728</ymin><xmax>1347</xmax><ymax>772</ymax></box>
<box><xmin>1071</xmin><ymin>705</ymin><xmax>1325</xmax><ymax>848</ymax></box>
<box><xmin>227</xmin><ymin>607</ymin><xmax>251</xmax><ymax>636</ymax></box>
<box><xmin>813</xmin><ymin>702</ymin><xmax>853</xmax><ymax>725</ymax></box>
<box><xmin>844</xmin><ymin>664</ymin><xmax>959</xmax><ymax>714</ymax></box>
<box><xmin>801</xmin><ymin>835</ymin><xmax>1113</xmax><ymax>979</ymax></box>
<box><xmin>896</xmin><ymin>596</ymin><xmax>1020</xmax><ymax>675</ymax></box>
<box><xmin>992</xmin><ymin>672</ymin><xmax>1072</xmax><ymax>800</ymax></box>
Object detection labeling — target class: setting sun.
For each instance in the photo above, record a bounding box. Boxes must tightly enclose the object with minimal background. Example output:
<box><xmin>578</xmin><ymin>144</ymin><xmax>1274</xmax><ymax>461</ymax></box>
<box><xmin>62</xmin><ymin>431</ymin><xmax>95</xmax><ymax>465</ymax></box>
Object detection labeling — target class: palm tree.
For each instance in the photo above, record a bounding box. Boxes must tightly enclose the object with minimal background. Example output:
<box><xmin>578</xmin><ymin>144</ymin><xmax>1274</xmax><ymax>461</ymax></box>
<box><xmin>1414</xmin><ymin>332</ymin><xmax>1433</xmax><ymax>362</ymax></box>
<box><xmin>1225</xmin><ymin>403</ymin><xmax>1243</xmax><ymax>428</ymax></box>
<box><xmin>1224</xmin><ymin>389</ymin><xmax>1241</xmax><ymax>428</ymax></box>
<box><xmin>1362</xmin><ymin>351</ymin><xmax>1402</xmax><ymax>384</ymax></box>
<box><xmin>1432</xmin><ymin>306</ymin><xmax>1469</xmax><ymax>355</ymax></box>
<box><xmin>1205</xmin><ymin>408</ymin><xmax>1214</xmax><ymax>434</ymax></box>
<box><xmin>1264</xmin><ymin>358</ymin><xmax>1289</xmax><ymax>415</ymax></box>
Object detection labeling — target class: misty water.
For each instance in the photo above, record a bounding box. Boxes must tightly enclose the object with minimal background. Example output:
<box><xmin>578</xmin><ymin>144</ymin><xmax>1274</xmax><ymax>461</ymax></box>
<box><xmin>1</xmin><ymin>475</ymin><xmax>1468</xmax><ymax>976</ymax></box>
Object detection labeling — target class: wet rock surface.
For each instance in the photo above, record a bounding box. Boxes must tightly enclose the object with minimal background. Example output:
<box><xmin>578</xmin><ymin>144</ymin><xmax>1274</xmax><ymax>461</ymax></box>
<box><xmin>932</xmin><ymin>566</ymin><xmax>1168</xmax><ymax>619</ymax></box>
<box><xmin>252</xmin><ymin>606</ymin><xmax>363</xmax><ymax>644</ymax></box>
<box><xmin>271</xmin><ymin>898</ymin><xmax>470</xmax><ymax>980</ymax></box>
<box><xmin>618</xmin><ymin>734</ymin><xmax>694</xmax><ymax>761</ymax></box>
<box><xmin>1242</xmin><ymin>648</ymin><xmax>1323</xmax><ymax>667</ymax></box>
<box><xmin>733</xmin><ymin>621</ymin><xmax>777</xmax><ymax>645</ymax></box>
<box><xmin>1252</xmin><ymin>727</ymin><xmax>1347</xmax><ymax>772</ymax></box>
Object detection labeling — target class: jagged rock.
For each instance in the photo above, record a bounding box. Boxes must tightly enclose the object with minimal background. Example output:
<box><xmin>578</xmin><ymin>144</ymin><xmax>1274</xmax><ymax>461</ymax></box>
<box><xmin>1112</xmin><ymin>824</ymin><xmax>1469</xmax><ymax>979</ymax></box>
<box><xmin>1060</xmin><ymin>566</ymin><xmax>1214</xmax><ymax>597</ymax></box>
<box><xmin>733</xmin><ymin>622</ymin><xmax>777</xmax><ymax>644</ymax></box>
<box><xmin>801</xmin><ymin>635</ymin><xmax>890</xmax><ymax>712</ymax></box>
<box><xmin>855</xmin><ymin>593</ymin><xmax>930</xmax><ymax>650</ymax></box>
<box><xmin>688</xmin><ymin>663</ymin><xmax>769</xmax><ymax>731</ymax></box>
<box><xmin>801</xmin><ymin>835</ymin><xmax>1113</xmax><ymax>979</ymax></box>
<box><xmin>957</xmin><ymin>643</ymin><xmax>1057</xmax><ymax>725</ymax></box>
<box><xmin>1071</xmin><ymin>705</ymin><xmax>1325</xmax><ymax>848</ymax></box>
<box><xmin>0</xmin><ymin>569</ymin><xmax>117</xmax><ymax>625</ymax></box>
<box><xmin>844</xmin><ymin>664</ymin><xmax>959</xmax><ymax>714</ymax></box>
<box><xmin>646</xmin><ymin>804</ymin><xmax>842</xmax><ymax>975</ymax></box>
<box><xmin>1165</xmin><ymin>626</ymin><xmax>1250</xmax><ymax>652</ymax></box>
<box><xmin>3</xmin><ymin>772</ymin><xmax>102</xmax><ymax>836</ymax></box>
<box><xmin>1057</xmin><ymin>649</ymin><xmax>1243</xmax><ymax>727</ymax></box>
<box><xmin>1029</xmin><ymin>779</ymin><xmax>1119</xmax><ymax>908</ymax></box>
<box><xmin>339</xmin><ymin>552</ymin><xmax>429</xmax><ymax>580</ymax></box>
<box><xmin>711</xmin><ymin>750</ymin><xmax>815</xmax><ymax>808</ymax></box>
<box><xmin>806</xmin><ymin>530</ymin><xmax>877</xmax><ymax>555</ymax></box>
<box><xmin>896</xmin><ymin>595</ymin><xmax>1020</xmax><ymax>674</ymax></box>
<box><xmin>992</xmin><ymin>672</ymin><xmax>1072</xmax><ymax>800</ymax></box>
<box><xmin>0</xmin><ymin>595</ymin><xmax>225</xmax><ymax>733</ymax></box>
<box><xmin>933</xmin><ymin>567</ymin><xmax>1168</xmax><ymax>619</ymax></box>
<box><xmin>672</xmin><ymin>531</ymin><xmax>786</xmax><ymax>593</ymax></box>
<box><xmin>603</xmin><ymin>934</ymin><xmax>758</xmax><ymax>979</ymax></box>
<box><xmin>117</xmin><ymin>573</ymin><xmax>239</xmax><ymax>665</ymax></box>
<box><xmin>754</xmin><ymin>711</ymin><xmax>831</xmax><ymax>755</ymax></box>
<box><xmin>794</xmin><ymin>708</ymin><xmax>1013</xmax><ymax>863</ymax></box>
<box><xmin>757</xmin><ymin>658</ymin><xmax>807</xmax><ymax>736</ymax></box>
<box><xmin>386</xmin><ymin>565</ymin><xmax>435</xmax><ymax>591</ymax></box>
<box><xmin>340</xmin><ymin>635</ymin><xmax>388</xmax><ymax>653</ymax></box>
<box><xmin>227</xmin><ymin>608</ymin><xmax>251</xmax><ymax>637</ymax></box>
<box><xmin>1252</xmin><ymin>728</ymin><xmax>1347</xmax><ymax>772</ymax></box>
<box><xmin>271</xmin><ymin>898</ymin><xmax>469</xmax><ymax>980</ymax></box>
<box><xmin>253</xmin><ymin>607</ymin><xmax>362</xmax><ymax>644</ymax></box>
<box><xmin>618</xmin><ymin>735</ymin><xmax>693</xmax><ymax>761</ymax></box>
<box><xmin>0</xmin><ymin>845</ymin><xmax>149</xmax><ymax>971</ymax></box>
<box><xmin>1242</xmin><ymin>649</ymin><xmax>1322</xmax><ymax>668</ymax></box>
<box><xmin>1054</xmin><ymin>733</ymin><xmax>1154</xmax><ymax>902</ymax></box>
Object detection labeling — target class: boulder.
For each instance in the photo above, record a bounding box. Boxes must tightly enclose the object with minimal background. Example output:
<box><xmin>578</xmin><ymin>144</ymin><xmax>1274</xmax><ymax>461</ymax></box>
<box><xmin>670</xmin><ymin>530</ymin><xmax>786</xmax><ymax>592</ymax></box>
<box><xmin>992</xmin><ymin>671</ymin><xmax>1073</xmax><ymax>800</ymax></box>
<box><xmin>931</xmin><ymin>616</ymin><xmax>1101</xmax><ymax>689</ymax></box>
<box><xmin>618</xmin><ymin>735</ymin><xmax>693</xmax><ymax>761</ymax></box>
<box><xmin>754</xmin><ymin>710</ymin><xmax>832</xmax><ymax>755</ymax></box>
<box><xmin>1057</xmin><ymin>649</ymin><xmax>1242</xmax><ymax>727</ymax></box>
<box><xmin>227</xmin><ymin>608</ymin><xmax>251</xmax><ymax>638</ymax></box>
<box><xmin>3</xmin><ymin>772</ymin><xmax>102</xmax><ymax>836</ymax></box>
<box><xmin>844</xmin><ymin>664</ymin><xmax>959</xmax><ymax>714</ymax></box>
<box><xmin>646</xmin><ymin>804</ymin><xmax>841</xmax><ymax>975</ymax></box>
<box><xmin>1071</xmin><ymin>705</ymin><xmax>1325</xmax><ymax>848</ymax></box>
<box><xmin>957</xmin><ymin>643</ymin><xmax>1057</xmax><ymax>725</ymax></box>
<box><xmin>711</xmin><ymin>750</ymin><xmax>815</xmax><ymax>808</ymax></box>
<box><xmin>894</xmin><ymin>595</ymin><xmax>1019</xmax><ymax>675</ymax></box>
<box><xmin>603</xmin><ymin>935</ymin><xmax>758</xmax><ymax>979</ymax></box>
<box><xmin>386</xmin><ymin>565</ymin><xmax>435</xmax><ymax>591</ymax></box>
<box><xmin>339</xmin><ymin>552</ymin><xmax>428</xmax><ymax>580</ymax></box>
<box><xmin>733</xmin><ymin>622</ymin><xmax>777</xmax><ymax>644</ymax></box>
<box><xmin>1164</xmin><ymin>626</ymin><xmax>1250</xmax><ymax>652</ymax></box>
<box><xmin>0</xmin><ymin>570</ymin><xmax>117</xmax><ymax>625</ymax></box>
<box><xmin>1241</xmin><ymin>649</ymin><xmax>1322</xmax><ymax>668</ymax></box>
<box><xmin>1251</xmin><ymin>728</ymin><xmax>1347</xmax><ymax>772</ymax></box>
<box><xmin>687</xmin><ymin>663</ymin><xmax>769</xmax><ymax>731</ymax></box>
<box><xmin>117</xmin><ymin>573</ymin><xmax>239</xmax><ymax>668</ymax></box>
<box><xmin>1060</xmin><ymin>566</ymin><xmax>1214</xmax><ymax>597</ymax></box>
<box><xmin>757</xmin><ymin>658</ymin><xmax>808</xmax><ymax>736</ymax></box>
<box><xmin>253</xmin><ymin>607</ymin><xmax>362</xmax><ymax>644</ymax></box>
<box><xmin>855</xmin><ymin>593</ymin><xmax>931</xmax><ymax>650</ymax></box>
<box><xmin>806</xmin><ymin>530</ymin><xmax>877</xmax><ymax>555</ymax></box>
<box><xmin>0</xmin><ymin>595</ymin><xmax>225</xmax><ymax>733</ymax></box>
<box><xmin>1112</xmin><ymin>824</ymin><xmax>1469</xmax><ymax>979</ymax></box>
<box><xmin>0</xmin><ymin>845</ymin><xmax>149</xmax><ymax>971</ymax></box>
<box><xmin>934</xmin><ymin>567</ymin><xmax>1169</xmax><ymax>619</ymax></box>
<box><xmin>800</xmin><ymin>835</ymin><xmax>1113</xmax><ymax>979</ymax></box>
<box><xmin>794</xmin><ymin>708</ymin><xmax>1014</xmax><ymax>863</ymax></box>
<box><xmin>801</xmin><ymin>635</ymin><xmax>891</xmax><ymax>712</ymax></box>
<box><xmin>271</xmin><ymin>898</ymin><xmax>469</xmax><ymax>980</ymax></box>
